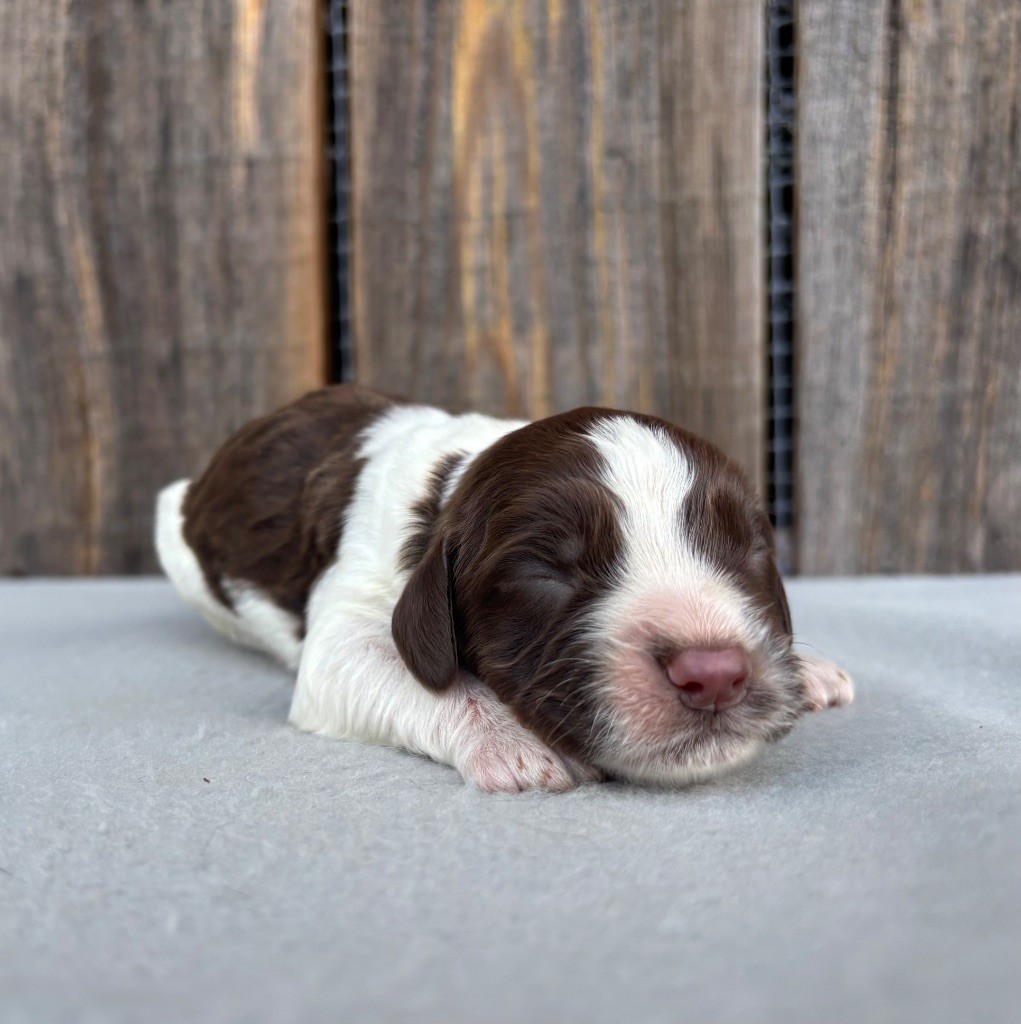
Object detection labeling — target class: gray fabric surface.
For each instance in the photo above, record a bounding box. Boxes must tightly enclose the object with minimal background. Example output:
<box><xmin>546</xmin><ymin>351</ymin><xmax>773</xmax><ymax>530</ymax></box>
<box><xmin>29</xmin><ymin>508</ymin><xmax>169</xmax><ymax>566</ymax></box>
<box><xmin>1</xmin><ymin>576</ymin><xmax>1018</xmax><ymax>1024</ymax></box>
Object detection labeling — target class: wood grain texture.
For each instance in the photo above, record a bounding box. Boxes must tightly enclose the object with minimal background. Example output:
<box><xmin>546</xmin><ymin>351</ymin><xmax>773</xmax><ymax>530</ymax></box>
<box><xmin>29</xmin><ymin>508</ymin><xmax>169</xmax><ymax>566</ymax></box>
<box><xmin>797</xmin><ymin>0</ymin><xmax>1021</xmax><ymax>573</ymax></box>
<box><xmin>0</xmin><ymin>0</ymin><xmax>326</xmax><ymax>575</ymax></box>
<box><xmin>349</xmin><ymin>0</ymin><xmax>766</xmax><ymax>488</ymax></box>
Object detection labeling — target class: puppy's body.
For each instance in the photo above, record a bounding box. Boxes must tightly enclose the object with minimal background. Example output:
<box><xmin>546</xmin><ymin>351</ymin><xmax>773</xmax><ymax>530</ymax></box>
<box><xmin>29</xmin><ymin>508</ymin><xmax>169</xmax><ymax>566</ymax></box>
<box><xmin>157</xmin><ymin>385</ymin><xmax>852</xmax><ymax>791</ymax></box>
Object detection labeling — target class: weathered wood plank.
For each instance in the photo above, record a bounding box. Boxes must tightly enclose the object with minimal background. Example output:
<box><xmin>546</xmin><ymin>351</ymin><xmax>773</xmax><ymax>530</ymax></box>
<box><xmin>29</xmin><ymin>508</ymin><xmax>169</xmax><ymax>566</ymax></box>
<box><xmin>0</xmin><ymin>0</ymin><xmax>326</xmax><ymax>574</ymax></box>
<box><xmin>350</xmin><ymin>0</ymin><xmax>766</xmax><ymax>488</ymax></box>
<box><xmin>797</xmin><ymin>0</ymin><xmax>1021</xmax><ymax>573</ymax></box>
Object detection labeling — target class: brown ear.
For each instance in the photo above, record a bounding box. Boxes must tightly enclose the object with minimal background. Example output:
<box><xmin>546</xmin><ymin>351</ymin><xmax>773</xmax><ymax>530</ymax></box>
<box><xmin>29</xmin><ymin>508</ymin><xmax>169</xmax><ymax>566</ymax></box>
<box><xmin>391</xmin><ymin>538</ymin><xmax>459</xmax><ymax>691</ymax></box>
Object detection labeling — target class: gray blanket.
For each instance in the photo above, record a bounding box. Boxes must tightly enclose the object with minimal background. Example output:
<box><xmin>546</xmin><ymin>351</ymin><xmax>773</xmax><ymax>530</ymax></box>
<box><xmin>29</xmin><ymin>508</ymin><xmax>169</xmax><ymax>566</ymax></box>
<box><xmin>1</xmin><ymin>576</ymin><xmax>1018</xmax><ymax>1024</ymax></box>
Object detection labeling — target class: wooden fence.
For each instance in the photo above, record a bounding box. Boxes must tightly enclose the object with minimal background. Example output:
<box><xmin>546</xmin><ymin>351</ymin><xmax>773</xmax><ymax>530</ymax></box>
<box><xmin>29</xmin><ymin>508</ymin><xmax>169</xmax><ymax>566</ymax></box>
<box><xmin>1</xmin><ymin>0</ymin><xmax>1018</xmax><ymax>576</ymax></box>
<box><xmin>797</xmin><ymin>0</ymin><xmax>1021</xmax><ymax>573</ymax></box>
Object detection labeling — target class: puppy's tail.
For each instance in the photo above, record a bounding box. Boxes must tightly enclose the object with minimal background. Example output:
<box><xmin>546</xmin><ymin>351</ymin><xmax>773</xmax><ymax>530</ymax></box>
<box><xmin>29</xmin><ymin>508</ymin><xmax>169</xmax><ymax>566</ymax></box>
<box><xmin>154</xmin><ymin>480</ymin><xmax>302</xmax><ymax>669</ymax></box>
<box><xmin>155</xmin><ymin>480</ymin><xmax>238</xmax><ymax>638</ymax></box>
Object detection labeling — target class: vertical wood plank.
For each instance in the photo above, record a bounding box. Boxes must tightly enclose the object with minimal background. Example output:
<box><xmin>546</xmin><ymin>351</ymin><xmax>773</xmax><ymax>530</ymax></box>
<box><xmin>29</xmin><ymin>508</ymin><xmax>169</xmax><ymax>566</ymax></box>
<box><xmin>0</xmin><ymin>0</ymin><xmax>326</xmax><ymax>575</ymax></box>
<box><xmin>797</xmin><ymin>0</ymin><xmax>1021</xmax><ymax>573</ymax></box>
<box><xmin>349</xmin><ymin>0</ymin><xmax>766</xmax><ymax>489</ymax></box>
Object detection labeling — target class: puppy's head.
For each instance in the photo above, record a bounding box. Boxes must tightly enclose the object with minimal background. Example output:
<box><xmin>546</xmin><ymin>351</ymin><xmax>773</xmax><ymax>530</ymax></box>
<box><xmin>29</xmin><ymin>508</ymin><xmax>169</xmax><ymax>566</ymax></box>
<box><xmin>392</xmin><ymin>409</ymin><xmax>806</xmax><ymax>786</ymax></box>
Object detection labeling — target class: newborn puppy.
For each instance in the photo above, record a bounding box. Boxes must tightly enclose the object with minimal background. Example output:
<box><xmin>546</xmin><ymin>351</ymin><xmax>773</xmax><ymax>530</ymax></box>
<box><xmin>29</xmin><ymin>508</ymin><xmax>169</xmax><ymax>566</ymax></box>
<box><xmin>156</xmin><ymin>385</ymin><xmax>853</xmax><ymax>791</ymax></box>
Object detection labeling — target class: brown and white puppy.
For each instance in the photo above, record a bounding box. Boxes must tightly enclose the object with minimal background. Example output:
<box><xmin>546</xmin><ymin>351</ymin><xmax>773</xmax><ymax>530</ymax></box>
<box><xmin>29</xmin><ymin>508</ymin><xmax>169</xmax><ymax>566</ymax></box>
<box><xmin>156</xmin><ymin>385</ymin><xmax>852</xmax><ymax>792</ymax></box>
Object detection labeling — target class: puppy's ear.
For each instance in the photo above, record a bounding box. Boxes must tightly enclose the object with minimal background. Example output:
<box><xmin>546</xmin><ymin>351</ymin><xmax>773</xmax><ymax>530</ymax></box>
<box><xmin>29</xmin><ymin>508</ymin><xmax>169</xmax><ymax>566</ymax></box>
<box><xmin>392</xmin><ymin>537</ymin><xmax>459</xmax><ymax>691</ymax></box>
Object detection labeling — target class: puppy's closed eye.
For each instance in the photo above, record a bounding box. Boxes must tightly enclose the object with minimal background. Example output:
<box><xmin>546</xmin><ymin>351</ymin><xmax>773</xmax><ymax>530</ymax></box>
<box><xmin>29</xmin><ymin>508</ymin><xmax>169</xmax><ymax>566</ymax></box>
<box><xmin>513</xmin><ymin>562</ymin><xmax>577</xmax><ymax>605</ymax></box>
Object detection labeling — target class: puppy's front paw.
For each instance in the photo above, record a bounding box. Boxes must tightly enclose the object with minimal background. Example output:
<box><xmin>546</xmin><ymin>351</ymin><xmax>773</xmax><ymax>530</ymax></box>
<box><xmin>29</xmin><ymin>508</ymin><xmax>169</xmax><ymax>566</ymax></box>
<box><xmin>800</xmin><ymin>654</ymin><xmax>855</xmax><ymax>711</ymax></box>
<box><xmin>457</xmin><ymin>731</ymin><xmax>594</xmax><ymax>793</ymax></box>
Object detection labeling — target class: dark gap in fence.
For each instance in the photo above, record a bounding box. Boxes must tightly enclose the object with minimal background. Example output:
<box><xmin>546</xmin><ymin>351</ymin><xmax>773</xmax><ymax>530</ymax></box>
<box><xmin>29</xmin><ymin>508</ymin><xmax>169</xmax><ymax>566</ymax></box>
<box><xmin>324</xmin><ymin>0</ymin><xmax>353</xmax><ymax>382</ymax></box>
<box><xmin>766</xmin><ymin>0</ymin><xmax>797</xmax><ymax>572</ymax></box>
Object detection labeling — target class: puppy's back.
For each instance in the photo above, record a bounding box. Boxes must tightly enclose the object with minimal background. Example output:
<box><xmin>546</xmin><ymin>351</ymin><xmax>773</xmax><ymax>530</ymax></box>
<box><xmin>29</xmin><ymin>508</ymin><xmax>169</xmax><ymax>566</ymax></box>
<box><xmin>155</xmin><ymin>385</ymin><xmax>396</xmax><ymax>666</ymax></box>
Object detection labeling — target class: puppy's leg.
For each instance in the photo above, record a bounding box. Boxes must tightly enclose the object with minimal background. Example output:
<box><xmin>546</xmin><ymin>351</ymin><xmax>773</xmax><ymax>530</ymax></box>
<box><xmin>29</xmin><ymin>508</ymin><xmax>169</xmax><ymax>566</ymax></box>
<box><xmin>799</xmin><ymin>654</ymin><xmax>855</xmax><ymax>711</ymax></box>
<box><xmin>289</xmin><ymin>616</ymin><xmax>597</xmax><ymax>792</ymax></box>
<box><xmin>449</xmin><ymin>683</ymin><xmax>604</xmax><ymax>792</ymax></box>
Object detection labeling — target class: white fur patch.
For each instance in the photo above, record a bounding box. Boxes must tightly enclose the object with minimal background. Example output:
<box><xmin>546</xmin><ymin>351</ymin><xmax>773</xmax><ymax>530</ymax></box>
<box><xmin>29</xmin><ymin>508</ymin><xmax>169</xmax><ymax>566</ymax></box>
<box><xmin>313</xmin><ymin>405</ymin><xmax>525</xmax><ymax>619</ymax></box>
<box><xmin>587</xmin><ymin>416</ymin><xmax>698</xmax><ymax>584</ymax></box>
<box><xmin>223</xmin><ymin>582</ymin><xmax>303</xmax><ymax>671</ymax></box>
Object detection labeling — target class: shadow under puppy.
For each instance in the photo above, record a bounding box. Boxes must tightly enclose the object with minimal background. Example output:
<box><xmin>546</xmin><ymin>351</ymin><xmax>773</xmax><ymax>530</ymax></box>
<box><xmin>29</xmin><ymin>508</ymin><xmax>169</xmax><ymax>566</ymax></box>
<box><xmin>156</xmin><ymin>385</ymin><xmax>853</xmax><ymax>792</ymax></box>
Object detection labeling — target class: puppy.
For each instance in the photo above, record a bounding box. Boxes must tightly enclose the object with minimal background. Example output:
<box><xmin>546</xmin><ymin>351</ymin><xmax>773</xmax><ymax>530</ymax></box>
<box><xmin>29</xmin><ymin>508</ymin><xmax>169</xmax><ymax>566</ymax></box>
<box><xmin>156</xmin><ymin>385</ymin><xmax>852</xmax><ymax>792</ymax></box>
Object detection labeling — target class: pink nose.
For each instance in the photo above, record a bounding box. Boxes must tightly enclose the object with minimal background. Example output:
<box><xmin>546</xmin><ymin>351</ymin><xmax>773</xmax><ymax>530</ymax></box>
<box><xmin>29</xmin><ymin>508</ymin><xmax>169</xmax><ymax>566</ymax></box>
<box><xmin>667</xmin><ymin>647</ymin><xmax>750</xmax><ymax>711</ymax></box>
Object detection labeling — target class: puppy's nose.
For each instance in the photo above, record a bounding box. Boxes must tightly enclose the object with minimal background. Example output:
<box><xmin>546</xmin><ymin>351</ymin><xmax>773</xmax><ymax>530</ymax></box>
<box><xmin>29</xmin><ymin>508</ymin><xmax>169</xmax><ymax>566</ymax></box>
<box><xmin>667</xmin><ymin>647</ymin><xmax>750</xmax><ymax>711</ymax></box>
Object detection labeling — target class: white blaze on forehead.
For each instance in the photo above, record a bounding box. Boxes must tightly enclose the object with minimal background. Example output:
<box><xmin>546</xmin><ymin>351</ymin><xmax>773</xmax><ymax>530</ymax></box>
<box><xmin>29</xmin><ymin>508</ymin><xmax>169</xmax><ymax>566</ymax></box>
<box><xmin>586</xmin><ymin>416</ymin><xmax>700</xmax><ymax>589</ymax></box>
<box><xmin>586</xmin><ymin>416</ymin><xmax>754</xmax><ymax>645</ymax></box>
